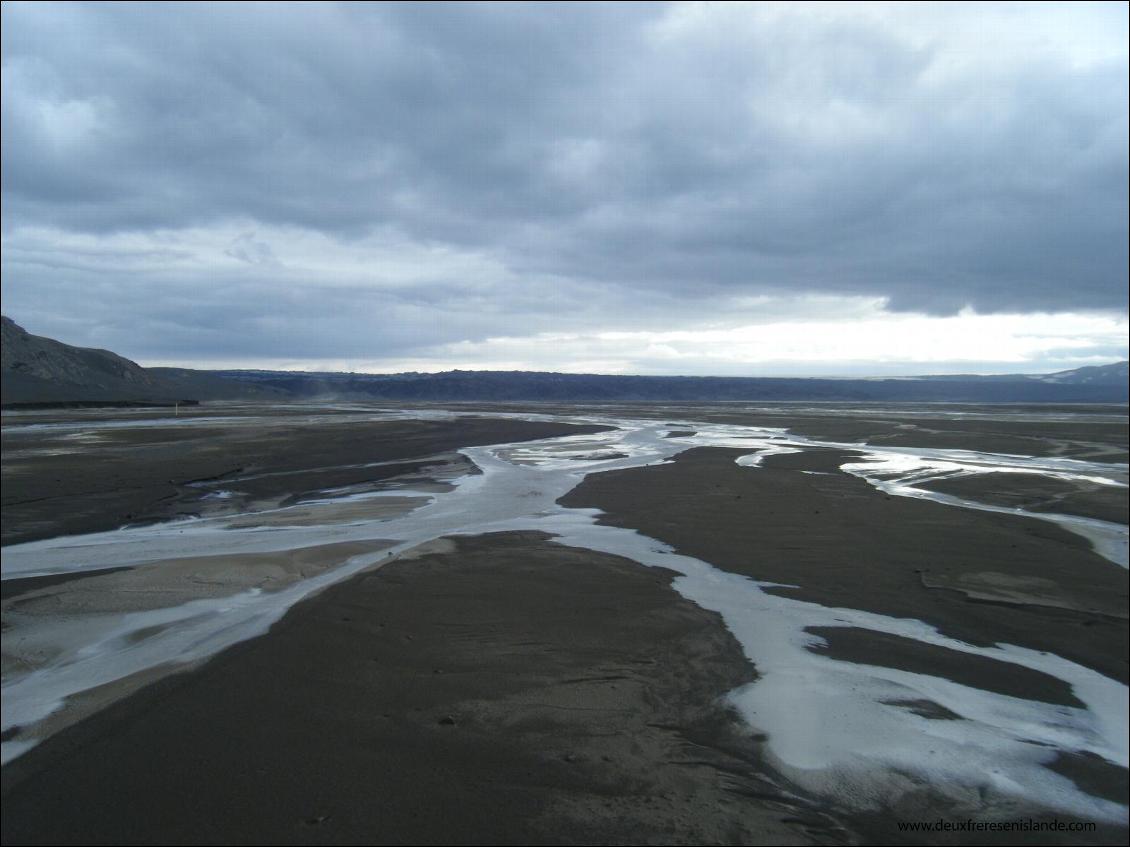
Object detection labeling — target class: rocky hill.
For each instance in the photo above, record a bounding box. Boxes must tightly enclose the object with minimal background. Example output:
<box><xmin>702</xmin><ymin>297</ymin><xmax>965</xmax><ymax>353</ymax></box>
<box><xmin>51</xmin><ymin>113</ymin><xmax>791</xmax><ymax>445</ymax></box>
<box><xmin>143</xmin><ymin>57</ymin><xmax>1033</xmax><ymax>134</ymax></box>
<box><xmin>1</xmin><ymin>317</ymin><xmax>278</xmax><ymax>406</ymax></box>
<box><xmin>1</xmin><ymin>316</ymin><xmax>168</xmax><ymax>404</ymax></box>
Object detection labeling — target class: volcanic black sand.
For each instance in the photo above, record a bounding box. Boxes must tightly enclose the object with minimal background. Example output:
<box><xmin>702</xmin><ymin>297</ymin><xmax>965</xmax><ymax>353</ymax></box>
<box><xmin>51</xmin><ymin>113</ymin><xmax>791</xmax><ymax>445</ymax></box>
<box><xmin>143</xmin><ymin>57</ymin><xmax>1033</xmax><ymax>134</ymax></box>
<box><xmin>560</xmin><ymin>445</ymin><xmax>1129</xmax><ymax>843</ymax></box>
<box><xmin>1</xmin><ymin>411</ymin><xmax>609</xmax><ymax>546</ymax></box>
<box><xmin>2</xmin><ymin>404</ymin><xmax>1128</xmax><ymax>845</ymax></box>
<box><xmin>445</xmin><ymin>402</ymin><xmax>1130</xmax><ymax>465</ymax></box>
<box><xmin>1</xmin><ymin>532</ymin><xmax>848</xmax><ymax>846</ymax></box>
<box><xmin>561</xmin><ymin>447</ymin><xmax>1129</xmax><ymax>685</ymax></box>
<box><xmin>917</xmin><ymin>473</ymin><xmax>1128</xmax><ymax>525</ymax></box>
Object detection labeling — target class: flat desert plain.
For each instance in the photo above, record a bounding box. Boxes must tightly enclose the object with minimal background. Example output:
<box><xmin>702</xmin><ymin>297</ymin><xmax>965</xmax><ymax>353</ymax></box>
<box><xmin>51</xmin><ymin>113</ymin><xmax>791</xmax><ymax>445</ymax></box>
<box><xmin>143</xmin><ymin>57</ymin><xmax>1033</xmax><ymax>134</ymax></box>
<box><xmin>2</xmin><ymin>401</ymin><xmax>1127</xmax><ymax>845</ymax></box>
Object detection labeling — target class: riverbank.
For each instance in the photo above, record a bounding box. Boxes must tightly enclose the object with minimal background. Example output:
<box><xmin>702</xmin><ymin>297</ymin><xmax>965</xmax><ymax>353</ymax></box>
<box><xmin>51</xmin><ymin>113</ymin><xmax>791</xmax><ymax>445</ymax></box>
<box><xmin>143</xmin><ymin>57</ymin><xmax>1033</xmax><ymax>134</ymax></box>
<box><xmin>2</xmin><ymin>532</ymin><xmax>844</xmax><ymax>845</ymax></box>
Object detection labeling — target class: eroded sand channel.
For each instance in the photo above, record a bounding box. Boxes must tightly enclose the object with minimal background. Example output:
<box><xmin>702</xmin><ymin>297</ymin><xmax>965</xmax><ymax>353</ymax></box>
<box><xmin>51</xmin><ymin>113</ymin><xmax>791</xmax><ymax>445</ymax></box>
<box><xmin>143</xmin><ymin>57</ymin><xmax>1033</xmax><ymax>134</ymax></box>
<box><xmin>2</xmin><ymin>403</ymin><xmax>1127</xmax><ymax>841</ymax></box>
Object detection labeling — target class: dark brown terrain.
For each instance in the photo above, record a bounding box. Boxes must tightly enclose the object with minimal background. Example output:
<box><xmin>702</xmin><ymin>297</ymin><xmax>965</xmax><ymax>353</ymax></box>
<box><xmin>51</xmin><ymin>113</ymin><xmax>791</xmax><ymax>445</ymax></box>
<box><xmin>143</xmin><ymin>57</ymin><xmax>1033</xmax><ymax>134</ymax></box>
<box><xmin>1</xmin><ymin>411</ymin><xmax>609</xmax><ymax>546</ymax></box>
<box><xmin>2</xmin><ymin>533</ymin><xmax>846</xmax><ymax>846</ymax></box>
<box><xmin>561</xmin><ymin>446</ymin><xmax>1129</xmax><ymax>685</ymax></box>
<box><xmin>2</xmin><ymin>402</ymin><xmax>1127</xmax><ymax>845</ymax></box>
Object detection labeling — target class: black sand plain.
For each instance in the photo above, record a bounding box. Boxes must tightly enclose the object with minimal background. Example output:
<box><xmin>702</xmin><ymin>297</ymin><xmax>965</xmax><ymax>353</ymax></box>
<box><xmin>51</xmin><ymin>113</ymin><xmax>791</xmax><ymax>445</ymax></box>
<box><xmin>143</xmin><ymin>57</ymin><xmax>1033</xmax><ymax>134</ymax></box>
<box><xmin>1</xmin><ymin>409</ymin><xmax>610</xmax><ymax>546</ymax></box>
<box><xmin>2</xmin><ymin>402</ymin><xmax>1127</xmax><ymax>845</ymax></box>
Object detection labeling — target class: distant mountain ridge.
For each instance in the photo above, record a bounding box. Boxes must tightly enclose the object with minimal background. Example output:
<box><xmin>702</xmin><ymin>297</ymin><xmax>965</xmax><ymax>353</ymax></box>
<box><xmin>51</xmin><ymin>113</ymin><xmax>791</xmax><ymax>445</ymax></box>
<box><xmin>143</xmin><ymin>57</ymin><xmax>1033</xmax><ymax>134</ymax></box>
<box><xmin>1035</xmin><ymin>361</ymin><xmax>1129</xmax><ymax>386</ymax></box>
<box><xmin>2</xmin><ymin>316</ymin><xmax>1127</xmax><ymax>406</ymax></box>
<box><xmin>188</xmin><ymin>364</ymin><xmax>1128</xmax><ymax>404</ymax></box>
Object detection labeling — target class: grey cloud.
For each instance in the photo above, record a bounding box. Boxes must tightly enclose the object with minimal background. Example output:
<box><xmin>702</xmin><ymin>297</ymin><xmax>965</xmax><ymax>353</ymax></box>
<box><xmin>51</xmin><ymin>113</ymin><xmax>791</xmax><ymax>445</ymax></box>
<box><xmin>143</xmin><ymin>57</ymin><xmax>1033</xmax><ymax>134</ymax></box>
<box><xmin>225</xmin><ymin>233</ymin><xmax>278</xmax><ymax>266</ymax></box>
<box><xmin>1</xmin><ymin>238</ymin><xmax>711</xmax><ymax>363</ymax></box>
<box><xmin>1</xmin><ymin>1</ymin><xmax>1127</xmax><ymax>362</ymax></box>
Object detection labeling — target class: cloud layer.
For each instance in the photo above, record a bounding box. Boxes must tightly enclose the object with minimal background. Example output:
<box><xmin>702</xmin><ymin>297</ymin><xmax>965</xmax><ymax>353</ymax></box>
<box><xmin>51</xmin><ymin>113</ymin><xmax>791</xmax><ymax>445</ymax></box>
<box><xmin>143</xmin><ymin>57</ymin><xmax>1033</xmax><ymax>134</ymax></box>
<box><xmin>2</xmin><ymin>2</ymin><xmax>1127</xmax><ymax>373</ymax></box>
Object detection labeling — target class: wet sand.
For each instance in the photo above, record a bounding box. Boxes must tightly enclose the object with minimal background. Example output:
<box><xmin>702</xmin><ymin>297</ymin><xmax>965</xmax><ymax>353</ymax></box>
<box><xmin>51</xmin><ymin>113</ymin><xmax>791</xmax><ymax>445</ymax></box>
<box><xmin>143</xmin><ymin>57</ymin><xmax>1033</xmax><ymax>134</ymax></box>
<box><xmin>2</xmin><ymin>403</ymin><xmax>1127</xmax><ymax>844</ymax></box>
<box><xmin>749</xmin><ymin>413</ymin><xmax>1128</xmax><ymax>464</ymax></box>
<box><xmin>918</xmin><ymin>473</ymin><xmax>1128</xmax><ymax>525</ymax></box>
<box><xmin>1</xmin><ymin>413</ymin><xmax>609</xmax><ymax>545</ymax></box>
<box><xmin>561</xmin><ymin>447</ymin><xmax>1129</xmax><ymax>683</ymax></box>
<box><xmin>1</xmin><ymin>412</ymin><xmax>617</xmax><ymax>761</ymax></box>
<box><xmin>559</xmin><ymin>445</ymin><xmax>1129</xmax><ymax>841</ymax></box>
<box><xmin>2</xmin><ymin>533</ymin><xmax>845</xmax><ymax>846</ymax></box>
<box><xmin>433</xmin><ymin>402</ymin><xmax>1130</xmax><ymax>464</ymax></box>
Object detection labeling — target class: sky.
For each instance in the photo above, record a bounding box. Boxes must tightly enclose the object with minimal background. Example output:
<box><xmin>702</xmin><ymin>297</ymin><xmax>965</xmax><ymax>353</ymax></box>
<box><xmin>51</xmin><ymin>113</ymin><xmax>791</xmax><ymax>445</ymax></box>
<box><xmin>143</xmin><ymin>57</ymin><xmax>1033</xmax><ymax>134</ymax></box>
<box><xmin>2</xmin><ymin>1</ymin><xmax>1127</xmax><ymax>376</ymax></box>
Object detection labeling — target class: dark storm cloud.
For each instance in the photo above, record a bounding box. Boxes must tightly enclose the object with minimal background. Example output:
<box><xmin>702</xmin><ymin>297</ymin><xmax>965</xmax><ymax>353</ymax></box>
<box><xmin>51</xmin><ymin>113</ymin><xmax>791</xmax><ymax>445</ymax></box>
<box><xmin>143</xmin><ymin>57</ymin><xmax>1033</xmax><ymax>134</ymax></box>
<box><xmin>2</xmin><ymin>0</ymin><xmax>1127</xmax><ymax>357</ymax></box>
